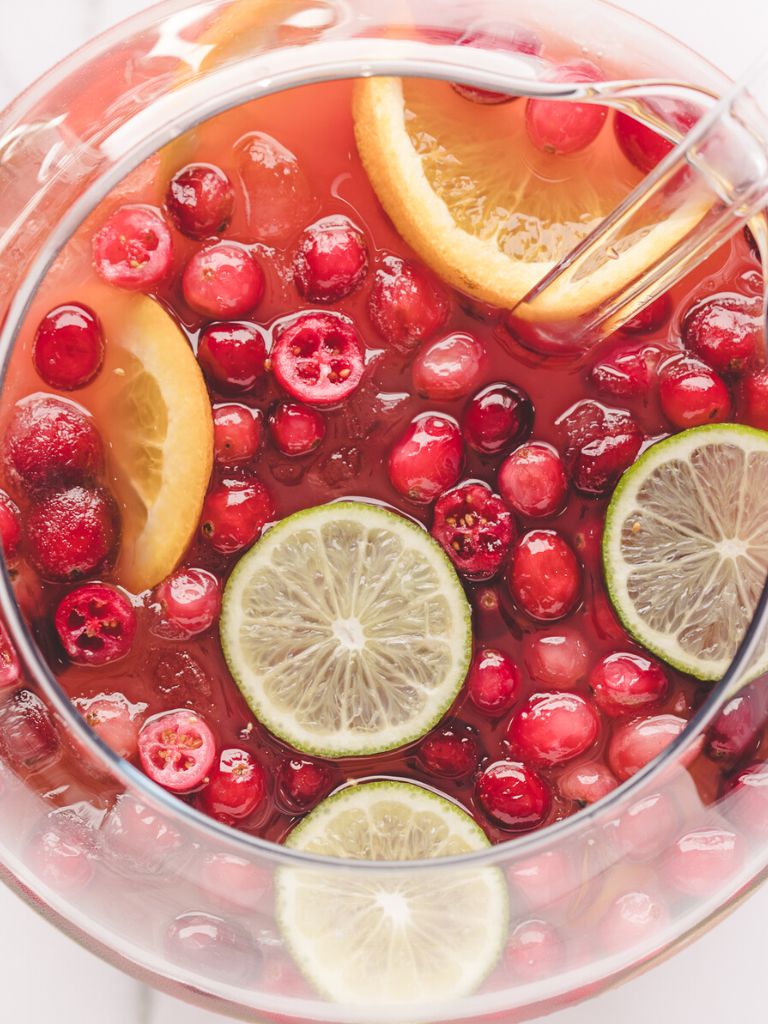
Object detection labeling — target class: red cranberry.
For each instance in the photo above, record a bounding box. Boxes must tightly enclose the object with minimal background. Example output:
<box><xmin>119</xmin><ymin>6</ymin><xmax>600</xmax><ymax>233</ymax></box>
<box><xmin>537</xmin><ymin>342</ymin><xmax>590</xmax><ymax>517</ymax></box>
<box><xmin>26</xmin><ymin>486</ymin><xmax>118</xmax><ymax>581</ymax></box>
<box><xmin>615</xmin><ymin>791</ymin><xmax>680</xmax><ymax>860</ymax></box>
<box><xmin>197</xmin><ymin>852</ymin><xmax>270</xmax><ymax>912</ymax></box>
<box><xmin>682</xmin><ymin>295</ymin><xmax>760</xmax><ymax>375</ymax></box>
<box><xmin>597</xmin><ymin>890</ymin><xmax>669</xmax><ymax>953</ymax></box>
<box><xmin>523</xmin><ymin>628</ymin><xmax>589</xmax><ymax>690</ymax></box>
<box><xmin>663</xmin><ymin>827</ymin><xmax>745</xmax><ymax>898</ymax></box>
<box><xmin>740</xmin><ymin>367</ymin><xmax>768</xmax><ymax>429</ymax></box>
<box><xmin>199</xmin><ymin>748</ymin><xmax>266</xmax><ymax>822</ymax></box>
<box><xmin>165</xmin><ymin>912</ymin><xmax>257</xmax><ymax>985</ymax></box>
<box><xmin>25</xmin><ymin>815</ymin><xmax>95</xmax><ymax>894</ymax></box>
<box><xmin>467</xmin><ymin>647</ymin><xmax>521</xmax><ymax>714</ymax></box>
<box><xmin>272</xmin><ymin>313</ymin><xmax>365</xmax><ymax>406</ymax></box>
<box><xmin>235</xmin><ymin>130</ymin><xmax>314</xmax><ymax>244</ymax></box>
<box><xmin>620</xmin><ymin>293</ymin><xmax>673</xmax><ymax>335</ymax></box>
<box><xmin>0</xmin><ymin>491</ymin><xmax>21</xmax><ymax>559</ymax></box>
<box><xmin>498</xmin><ymin>443</ymin><xmax>567</xmax><ymax>518</ymax></box>
<box><xmin>558</xmin><ymin>400</ymin><xmax>643</xmax><ymax>496</ymax></box>
<box><xmin>0</xmin><ymin>689</ymin><xmax>59</xmax><ymax>773</ymax></box>
<box><xmin>201</xmin><ymin>478</ymin><xmax>274</xmax><ymax>554</ymax></box>
<box><xmin>431</xmin><ymin>483</ymin><xmax>514</xmax><ymax>579</ymax></box>
<box><xmin>558</xmin><ymin>761</ymin><xmax>617</xmax><ymax>805</ymax></box>
<box><xmin>508</xmin><ymin>849</ymin><xmax>577</xmax><ymax>909</ymax></box>
<box><xmin>412</xmin><ymin>332</ymin><xmax>485</xmax><ymax>401</ymax></box>
<box><xmin>707</xmin><ymin>689</ymin><xmax>763</xmax><ymax>762</ymax></box>
<box><xmin>590</xmin><ymin>652</ymin><xmax>669</xmax><ymax>718</ymax></box>
<box><xmin>293</xmin><ymin>215</ymin><xmax>368</xmax><ymax>302</ymax></box>
<box><xmin>33</xmin><ymin>303</ymin><xmax>105</xmax><ymax>391</ymax></box>
<box><xmin>277</xmin><ymin>758</ymin><xmax>332</xmax><ymax>811</ymax></box>
<box><xmin>4</xmin><ymin>396</ymin><xmax>103</xmax><ymax>491</ymax></box>
<box><xmin>507</xmin><ymin>691</ymin><xmax>600</xmax><ymax>767</ymax></box>
<box><xmin>153</xmin><ymin>567</ymin><xmax>222</xmax><ymax>639</ymax></box>
<box><xmin>198</xmin><ymin>322</ymin><xmax>268</xmax><ymax>393</ymax></box>
<box><xmin>615</xmin><ymin>99</ymin><xmax>699</xmax><ymax>173</ymax></box>
<box><xmin>508</xmin><ymin>530</ymin><xmax>581</xmax><ymax>621</ymax></box>
<box><xmin>452</xmin><ymin>27</ymin><xmax>542</xmax><ymax>104</ymax></box>
<box><xmin>463</xmin><ymin>383</ymin><xmax>534</xmax><ymax>455</ymax></box>
<box><xmin>93</xmin><ymin>205</ymin><xmax>173</xmax><ymax>289</ymax></box>
<box><xmin>658</xmin><ymin>357</ymin><xmax>731</xmax><ymax>428</ymax></box>
<box><xmin>138</xmin><ymin>708</ymin><xmax>215</xmax><ymax>793</ymax></box>
<box><xmin>388</xmin><ymin>414</ymin><xmax>464</xmax><ymax>503</ymax></box>
<box><xmin>166</xmin><ymin>163</ymin><xmax>235</xmax><ymax>239</ymax></box>
<box><xmin>268</xmin><ymin>402</ymin><xmax>326</xmax><ymax>456</ymax></box>
<box><xmin>74</xmin><ymin>693</ymin><xmax>142</xmax><ymax>760</ymax></box>
<box><xmin>505</xmin><ymin>919</ymin><xmax>565</xmax><ymax>982</ymax></box>
<box><xmin>723</xmin><ymin>760</ymin><xmax>768</xmax><ymax>837</ymax></box>
<box><xmin>213</xmin><ymin>404</ymin><xmax>261</xmax><ymax>463</ymax></box>
<box><xmin>607</xmin><ymin>713</ymin><xmax>689</xmax><ymax>781</ymax></box>
<box><xmin>525</xmin><ymin>61</ymin><xmax>607</xmax><ymax>155</ymax></box>
<box><xmin>0</xmin><ymin>622</ymin><xmax>20</xmax><ymax>690</ymax></box>
<box><xmin>419</xmin><ymin>722</ymin><xmax>478</xmax><ymax>777</ymax></box>
<box><xmin>55</xmin><ymin>583</ymin><xmax>137</xmax><ymax>666</ymax></box>
<box><xmin>589</xmin><ymin>343</ymin><xmax>659</xmax><ymax>397</ymax></box>
<box><xmin>368</xmin><ymin>255</ymin><xmax>450</xmax><ymax>351</ymax></box>
<box><xmin>101</xmin><ymin>794</ymin><xmax>183</xmax><ymax>876</ymax></box>
<box><xmin>183</xmin><ymin>243</ymin><xmax>265</xmax><ymax>320</ymax></box>
<box><xmin>476</xmin><ymin>760</ymin><xmax>551</xmax><ymax>831</ymax></box>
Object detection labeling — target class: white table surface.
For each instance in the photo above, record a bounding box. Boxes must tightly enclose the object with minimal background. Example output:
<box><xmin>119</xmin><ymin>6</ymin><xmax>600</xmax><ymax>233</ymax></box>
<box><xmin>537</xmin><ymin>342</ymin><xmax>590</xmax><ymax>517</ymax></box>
<box><xmin>2</xmin><ymin>1</ymin><xmax>768</xmax><ymax>1021</ymax></box>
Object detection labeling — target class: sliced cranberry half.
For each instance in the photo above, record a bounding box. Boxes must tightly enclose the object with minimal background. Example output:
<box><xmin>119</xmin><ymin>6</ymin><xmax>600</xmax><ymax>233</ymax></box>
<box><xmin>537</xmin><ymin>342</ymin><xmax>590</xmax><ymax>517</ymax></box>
<box><xmin>368</xmin><ymin>255</ymin><xmax>450</xmax><ymax>351</ymax></box>
<box><xmin>138</xmin><ymin>709</ymin><xmax>215</xmax><ymax>793</ymax></box>
<box><xmin>557</xmin><ymin>400</ymin><xmax>643</xmax><ymax>496</ymax></box>
<box><xmin>388</xmin><ymin>414</ymin><xmax>464</xmax><ymax>503</ymax></box>
<box><xmin>183</xmin><ymin>243</ymin><xmax>265</xmax><ymax>320</ymax></box>
<box><xmin>272</xmin><ymin>313</ymin><xmax>365</xmax><ymax>406</ymax></box>
<box><xmin>199</xmin><ymin>748</ymin><xmax>266</xmax><ymax>822</ymax></box>
<box><xmin>33</xmin><ymin>303</ymin><xmax>105</xmax><ymax>391</ymax></box>
<box><xmin>476</xmin><ymin>760</ymin><xmax>551</xmax><ymax>831</ymax></box>
<box><xmin>55</xmin><ymin>584</ymin><xmax>137</xmax><ymax>666</ymax></box>
<box><xmin>463</xmin><ymin>382</ymin><xmax>534</xmax><ymax>455</ymax></box>
<box><xmin>293</xmin><ymin>215</ymin><xmax>369</xmax><ymax>303</ymax></box>
<box><xmin>431</xmin><ymin>483</ymin><xmax>514</xmax><ymax>580</ymax></box>
<box><xmin>166</xmin><ymin>163</ymin><xmax>235</xmax><ymax>239</ymax></box>
<box><xmin>508</xmin><ymin>529</ymin><xmax>581</xmax><ymax>621</ymax></box>
<box><xmin>93</xmin><ymin>205</ymin><xmax>173</xmax><ymax>290</ymax></box>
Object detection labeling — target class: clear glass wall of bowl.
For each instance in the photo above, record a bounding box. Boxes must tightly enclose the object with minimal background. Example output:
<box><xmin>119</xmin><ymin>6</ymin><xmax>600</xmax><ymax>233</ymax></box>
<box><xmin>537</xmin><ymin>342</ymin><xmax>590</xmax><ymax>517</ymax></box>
<box><xmin>0</xmin><ymin>0</ymin><xmax>767</xmax><ymax>1021</ymax></box>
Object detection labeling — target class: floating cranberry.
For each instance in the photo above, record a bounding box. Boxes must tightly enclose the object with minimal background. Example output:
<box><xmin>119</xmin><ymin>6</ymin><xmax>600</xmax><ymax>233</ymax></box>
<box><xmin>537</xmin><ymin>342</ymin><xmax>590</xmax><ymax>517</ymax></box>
<box><xmin>153</xmin><ymin>567</ymin><xmax>222</xmax><ymax>639</ymax></box>
<box><xmin>508</xmin><ymin>848</ymin><xmax>577</xmax><ymax>909</ymax></box>
<box><xmin>74</xmin><ymin>693</ymin><xmax>142</xmax><ymax>759</ymax></box>
<box><xmin>272</xmin><ymin>312</ymin><xmax>365</xmax><ymax>406</ymax></box>
<box><xmin>197</xmin><ymin>852</ymin><xmax>270</xmax><ymax>911</ymax></box>
<box><xmin>213</xmin><ymin>404</ymin><xmax>261</xmax><ymax>463</ymax></box>
<box><xmin>498</xmin><ymin>442</ymin><xmax>567</xmax><ymax>518</ymax></box>
<box><xmin>412</xmin><ymin>332</ymin><xmax>485</xmax><ymax>401</ymax></box>
<box><xmin>723</xmin><ymin>761</ymin><xmax>768</xmax><ymax>837</ymax></box>
<box><xmin>388</xmin><ymin>414</ymin><xmax>464</xmax><ymax>503</ymax></box>
<box><xmin>658</xmin><ymin>357</ymin><xmax>731</xmax><ymax>428</ymax></box>
<box><xmin>4</xmin><ymin>396</ymin><xmax>103</xmax><ymax>492</ymax></box>
<box><xmin>419</xmin><ymin>722</ymin><xmax>478</xmax><ymax>777</ymax></box>
<box><xmin>615</xmin><ymin>99</ymin><xmax>699</xmax><ymax>173</ymax></box>
<box><xmin>452</xmin><ymin>26</ymin><xmax>542</xmax><ymax>104</ymax></box>
<box><xmin>463</xmin><ymin>383</ymin><xmax>534</xmax><ymax>455</ymax></box>
<box><xmin>0</xmin><ymin>622</ymin><xmax>20</xmax><ymax>690</ymax></box>
<box><xmin>197</xmin><ymin>322</ymin><xmax>268</xmax><ymax>393</ymax></box>
<box><xmin>525</xmin><ymin>60</ymin><xmax>607</xmax><ymax>155</ymax></box>
<box><xmin>293</xmin><ymin>215</ymin><xmax>368</xmax><ymax>302</ymax></box>
<box><xmin>268</xmin><ymin>402</ymin><xmax>326</xmax><ymax>456</ymax></box>
<box><xmin>607</xmin><ymin>713</ymin><xmax>688</xmax><ymax>781</ymax></box>
<box><xmin>235</xmin><ymin>130</ymin><xmax>315</xmax><ymax>244</ymax></box>
<box><xmin>431</xmin><ymin>483</ymin><xmax>514</xmax><ymax>579</ymax></box>
<box><xmin>476</xmin><ymin>760</ymin><xmax>551</xmax><ymax>831</ymax></box>
<box><xmin>25</xmin><ymin>815</ymin><xmax>95</xmax><ymax>894</ymax></box>
<box><xmin>199</xmin><ymin>748</ymin><xmax>266</xmax><ymax>823</ymax></box>
<box><xmin>706</xmin><ymin>689</ymin><xmax>763</xmax><ymax>762</ymax></box>
<box><xmin>682</xmin><ymin>294</ymin><xmax>760</xmax><ymax>375</ymax></box>
<box><xmin>0</xmin><ymin>491</ymin><xmax>20</xmax><ymax>559</ymax></box>
<box><xmin>138</xmin><ymin>708</ymin><xmax>215</xmax><ymax>793</ymax></box>
<box><xmin>33</xmin><ymin>303</ymin><xmax>105</xmax><ymax>391</ymax></box>
<box><xmin>55</xmin><ymin>583</ymin><xmax>136</xmax><ymax>666</ymax></box>
<box><xmin>508</xmin><ymin>530</ymin><xmax>581</xmax><ymax>621</ymax></box>
<box><xmin>93</xmin><ymin>205</ymin><xmax>173</xmax><ymax>290</ymax></box>
<box><xmin>505</xmin><ymin>919</ymin><xmax>565</xmax><ymax>982</ymax></box>
<box><xmin>558</xmin><ymin>400</ymin><xmax>643</xmax><ymax>496</ymax></box>
<box><xmin>277</xmin><ymin>758</ymin><xmax>332</xmax><ymax>811</ymax></box>
<box><xmin>522</xmin><ymin>628</ymin><xmax>589</xmax><ymax>690</ymax></box>
<box><xmin>590</xmin><ymin>652</ymin><xmax>669</xmax><ymax>718</ymax></box>
<box><xmin>0</xmin><ymin>689</ymin><xmax>59</xmax><ymax>773</ymax></box>
<box><xmin>507</xmin><ymin>691</ymin><xmax>600</xmax><ymax>767</ymax></box>
<box><xmin>739</xmin><ymin>367</ymin><xmax>768</xmax><ymax>429</ymax></box>
<box><xmin>101</xmin><ymin>793</ymin><xmax>183</xmax><ymax>876</ymax></box>
<box><xmin>165</xmin><ymin>912</ymin><xmax>257</xmax><ymax>985</ymax></box>
<box><xmin>614</xmin><ymin>791</ymin><xmax>680</xmax><ymax>861</ymax></box>
<box><xmin>166</xmin><ymin>163</ymin><xmax>235</xmax><ymax>239</ymax></box>
<box><xmin>663</xmin><ymin>827</ymin><xmax>745</xmax><ymax>898</ymax></box>
<box><xmin>26</xmin><ymin>486</ymin><xmax>118</xmax><ymax>581</ymax></box>
<box><xmin>467</xmin><ymin>648</ymin><xmax>521</xmax><ymax>714</ymax></box>
<box><xmin>589</xmin><ymin>343</ymin><xmax>659</xmax><ymax>397</ymax></box>
<box><xmin>368</xmin><ymin>255</ymin><xmax>450</xmax><ymax>351</ymax></box>
<box><xmin>620</xmin><ymin>293</ymin><xmax>673</xmax><ymax>335</ymax></box>
<box><xmin>558</xmin><ymin>761</ymin><xmax>617</xmax><ymax>806</ymax></box>
<box><xmin>597</xmin><ymin>890</ymin><xmax>670</xmax><ymax>953</ymax></box>
<box><xmin>183</xmin><ymin>243</ymin><xmax>265</xmax><ymax>319</ymax></box>
<box><xmin>201</xmin><ymin>478</ymin><xmax>274</xmax><ymax>554</ymax></box>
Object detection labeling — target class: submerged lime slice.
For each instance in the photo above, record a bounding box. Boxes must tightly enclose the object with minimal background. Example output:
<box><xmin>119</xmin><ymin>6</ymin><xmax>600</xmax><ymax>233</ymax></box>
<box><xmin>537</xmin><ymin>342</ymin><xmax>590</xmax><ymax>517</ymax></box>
<box><xmin>220</xmin><ymin>502</ymin><xmax>472</xmax><ymax>757</ymax></box>
<box><xmin>603</xmin><ymin>424</ymin><xmax>768</xmax><ymax>680</ymax></box>
<box><xmin>277</xmin><ymin>781</ymin><xmax>507</xmax><ymax>1004</ymax></box>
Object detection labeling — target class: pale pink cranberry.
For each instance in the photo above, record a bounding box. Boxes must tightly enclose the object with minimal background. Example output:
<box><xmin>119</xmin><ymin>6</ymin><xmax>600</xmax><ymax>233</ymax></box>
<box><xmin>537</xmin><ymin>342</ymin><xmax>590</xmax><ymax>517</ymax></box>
<box><xmin>138</xmin><ymin>709</ymin><xmax>216</xmax><ymax>793</ymax></box>
<box><xmin>101</xmin><ymin>794</ymin><xmax>182</xmax><ymax>876</ymax></box>
<box><xmin>525</xmin><ymin>60</ymin><xmax>606</xmax><ymax>155</ymax></box>
<box><xmin>33</xmin><ymin>303</ymin><xmax>105</xmax><ymax>391</ymax></box>
<box><xmin>614</xmin><ymin>791</ymin><xmax>680</xmax><ymax>860</ymax></box>
<box><xmin>507</xmin><ymin>692</ymin><xmax>600</xmax><ymax>767</ymax></box>
<box><xmin>658</xmin><ymin>357</ymin><xmax>731</xmax><ymax>428</ymax></box>
<box><xmin>26</xmin><ymin>486</ymin><xmax>118</xmax><ymax>582</ymax></box>
<box><xmin>467</xmin><ymin>648</ymin><xmax>521</xmax><ymax>714</ymax></box>
<box><xmin>165</xmin><ymin>912</ymin><xmax>255</xmax><ymax>985</ymax></box>
<box><xmin>55</xmin><ymin>583</ymin><xmax>137</xmax><ymax>666</ymax></box>
<box><xmin>740</xmin><ymin>367</ymin><xmax>768</xmax><ymax>429</ymax></box>
<box><xmin>93</xmin><ymin>205</ymin><xmax>173</xmax><ymax>290</ymax></box>
<box><xmin>683</xmin><ymin>294</ymin><xmax>760</xmax><ymax>375</ymax></box>
<box><xmin>197</xmin><ymin>322</ymin><xmax>268</xmax><ymax>393</ymax></box>
<box><xmin>663</xmin><ymin>827</ymin><xmax>745</xmax><ymax>898</ymax></box>
<box><xmin>0</xmin><ymin>491</ymin><xmax>21</xmax><ymax>559</ymax></box>
<box><xmin>4</xmin><ymin>396</ymin><xmax>103</xmax><ymax>492</ymax></box>
<box><xmin>213</xmin><ymin>404</ymin><xmax>261</xmax><ymax>463</ymax></box>
<box><xmin>615</xmin><ymin>99</ymin><xmax>699</xmax><ymax>173</ymax></box>
<box><xmin>183</xmin><ymin>243</ymin><xmax>265</xmax><ymax>319</ymax></box>
<box><xmin>463</xmin><ymin>383</ymin><xmax>534</xmax><ymax>455</ymax></box>
<box><xmin>419</xmin><ymin>722</ymin><xmax>478</xmax><ymax>777</ymax></box>
<box><xmin>74</xmin><ymin>693</ymin><xmax>142</xmax><ymax>759</ymax></box>
<box><xmin>607</xmin><ymin>714</ymin><xmax>689</xmax><ymax>781</ymax></box>
<box><xmin>197</xmin><ymin>852</ymin><xmax>270</xmax><ymax>911</ymax></box>
<box><xmin>199</xmin><ymin>748</ymin><xmax>266</xmax><ymax>823</ymax></box>
<box><xmin>412</xmin><ymin>332</ymin><xmax>485</xmax><ymax>401</ymax></box>
<box><xmin>620</xmin><ymin>293</ymin><xmax>673</xmax><ymax>335</ymax></box>
<box><xmin>271</xmin><ymin>312</ymin><xmax>365</xmax><ymax>406</ymax></box>
<box><xmin>166</xmin><ymin>163</ymin><xmax>235</xmax><ymax>239</ymax></box>
<box><xmin>707</xmin><ymin>688</ymin><xmax>764</xmax><ymax>762</ymax></box>
<box><xmin>476</xmin><ymin>760</ymin><xmax>551</xmax><ymax>831</ymax></box>
<box><xmin>508</xmin><ymin>530</ymin><xmax>582</xmax><ymax>621</ymax></box>
<box><xmin>505</xmin><ymin>919</ymin><xmax>565</xmax><ymax>981</ymax></box>
<box><xmin>452</xmin><ymin>26</ymin><xmax>542</xmax><ymax>104</ymax></box>
<box><xmin>0</xmin><ymin>622</ymin><xmax>20</xmax><ymax>690</ymax></box>
<box><xmin>368</xmin><ymin>255</ymin><xmax>450</xmax><ymax>351</ymax></box>
<box><xmin>431</xmin><ymin>483</ymin><xmax>514</xmax><ymax>580</ymax></box>
<box><xmin>268</xmin><ymin>402</ymin><xmax>326</xmax><ymax>456</ymax></box>
<box><xmin>589</xmin><ymin>343</ymin><xmax>659</xmax><ymax>397</ymax></box>
<box><xmin>597</xmin><ymin>890</ymin><xmax>670</xmax><ymax>953</ymax></box>
<box><xmin>557</xmin><ymin>760</ymin><xmax>617</xmax><ymax>805</ymax></box>
<box><xmin>388</xmin><ymin>414</ymin><xmax>464</xmax><ymax>503</ymax></box>
<box><xmin>508</xmin><ymin>848</ymin><xmax>577</xmax><ymax>909</ymax></box>
<box><xmin>522</xmin><ymin>628</ymin><xmax>589</xmax><ymax>690</ymax></box>
<box><xmin>154</xmin><ymin>568</ymin><xmax>222</xmax><ymax>639</ymax></box>
<box><xmin>498</xmin><ymin>443</ymin><xmax>567</xmax><ymax>517</ymax></box>
<box><xmin>723</xmin><ymin>761</ymin><xmax>768</xmax><ymax>837</ymax></box>
<box><xmin>558</xmin><ymin>400</ymin><xmax>643</xmax><ymax>496</ymax></box>
<box><xmin>201</xmin><ymin>478</ymin><xmax>274</xmax><ymax>553</ymax></box>
<box><xmin>25</xmin><ymin>816</ymin><xmax>94</xmax><ymax>894</ymax></box>
<box><xmin>293</xmin><ymin>215</ymin><xmax>368</xmax><ymax>302</ymax></box>
<box><xmin>277</xmin><ymin>758</ymin><xmax>332</xmax><ymax>811</ymax></box>
<box><xmin>589</xmin><ymin>652</ymin><xmax>669</xmax><ymax>718</ymax></box>
<box><xmin>0</xmin><ymin>689</ymin><xmax>59</xmax><ymax>773</ymax></box>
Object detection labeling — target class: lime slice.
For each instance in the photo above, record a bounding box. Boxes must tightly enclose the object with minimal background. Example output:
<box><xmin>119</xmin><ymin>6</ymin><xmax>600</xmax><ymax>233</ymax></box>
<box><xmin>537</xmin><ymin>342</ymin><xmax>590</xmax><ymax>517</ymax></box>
<box><xmin>220</xmin><ymin>502</ymin><xmax>472</xmax><ymax>756</ymax></box>
<box><xmin>603</xmin><ymin>424</ymin><xmax>768</xmax><ymax>681</ymax></box>
<box><xmin>277</xmin><ymin>781</ymin><xmax>507</xmax><ymax>1004</ymax></box>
